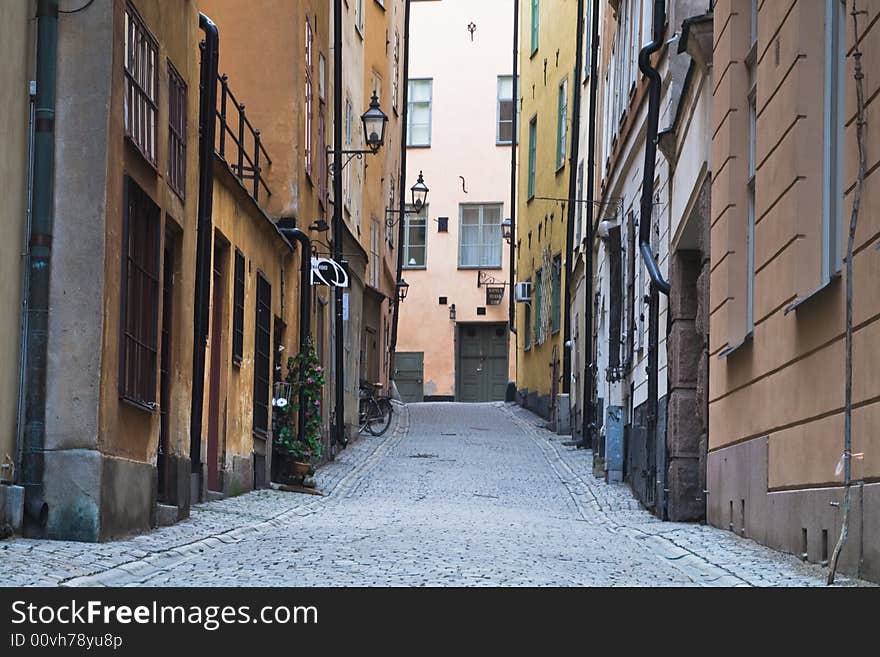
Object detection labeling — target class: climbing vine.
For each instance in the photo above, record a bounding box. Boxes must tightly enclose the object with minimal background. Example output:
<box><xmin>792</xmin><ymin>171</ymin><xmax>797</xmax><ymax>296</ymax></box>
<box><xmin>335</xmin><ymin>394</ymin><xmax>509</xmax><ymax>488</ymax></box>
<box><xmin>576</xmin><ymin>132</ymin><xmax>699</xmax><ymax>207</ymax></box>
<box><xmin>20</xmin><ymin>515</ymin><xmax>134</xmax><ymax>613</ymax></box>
<box><xmin>273</xmin><ymin>338</ymin><xmax>325</xmax><ymax>463</ymax></box>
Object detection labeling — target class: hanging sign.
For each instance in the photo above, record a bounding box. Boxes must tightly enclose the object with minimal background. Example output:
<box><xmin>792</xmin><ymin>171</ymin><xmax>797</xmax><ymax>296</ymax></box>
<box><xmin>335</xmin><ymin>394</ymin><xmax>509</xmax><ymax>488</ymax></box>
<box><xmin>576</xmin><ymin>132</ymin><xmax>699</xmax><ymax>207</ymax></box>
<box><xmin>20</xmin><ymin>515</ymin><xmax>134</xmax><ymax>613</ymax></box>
<box><xmin>486</xmin><ymin>286</ymin><xmax>505</xmax><ymax>306</ymax></box>
<box><xmin>311</xmin><ymin>257</ymin><xmax>349</xmax><ymax>288</ymax></box>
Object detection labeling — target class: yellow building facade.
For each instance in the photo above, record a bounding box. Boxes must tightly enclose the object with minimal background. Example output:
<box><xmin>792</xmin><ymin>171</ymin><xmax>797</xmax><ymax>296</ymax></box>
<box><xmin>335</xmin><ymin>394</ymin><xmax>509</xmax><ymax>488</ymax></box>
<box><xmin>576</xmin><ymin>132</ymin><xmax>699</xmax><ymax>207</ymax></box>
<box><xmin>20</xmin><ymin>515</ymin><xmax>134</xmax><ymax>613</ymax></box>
<box><xmin>515</xmin><ymin>0</ymin><xmax>579</xmax><ymax>419</ymax></box>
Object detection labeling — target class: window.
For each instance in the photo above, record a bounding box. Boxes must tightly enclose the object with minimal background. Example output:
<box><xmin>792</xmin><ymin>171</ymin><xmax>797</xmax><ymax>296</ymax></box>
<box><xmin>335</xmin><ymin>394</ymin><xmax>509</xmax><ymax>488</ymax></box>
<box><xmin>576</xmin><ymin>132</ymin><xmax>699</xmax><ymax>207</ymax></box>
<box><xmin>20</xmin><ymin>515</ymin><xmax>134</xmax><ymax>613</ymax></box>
<box><xmin>356</xmin><ymin>0</ymin><xmax>364</xmax><ymax>34</ymax></box>
<box><xmin>524</xmin><ymin>278</ymin><xmax>532</xmax><ymax>349</ymax></box>
<box><xmin>551</xmin><ymin>255</ymin><xmax>562</xmax><ymax>333</ymax></box>
<box><xmin>576</xmin><ymin>162</ymin><xmax>585</xmax><ymax>243</ymax></box>
<box><xmin>750</xmin><ymin>0</ymin><xmax>759</xmax><ymax>48</ymax></box>
<box><xmin>120</xmin><ymin>177</ymin><xmax>161</xmax><ymax>407</ymax></box>
<box><xmin>305</xmin><ymin>19</ymin><xmax>314</xmax><ymax>178</ymax></box>
<box><xmin>392</xmin><ymin>31</ymin><xmax>400</xmax><ymax>113</ymax></box>
<box><xmin>167</xmin><ymin>62</ymin><xmax>186</xmax><ymax>199</ymax></box>
<box><xmin>823</xmin><ymin>0</ymin><xmax>846</xmax><ymax>281</ymax></box>
<box><xmin>232</xmin><ymin>249</ymin><xmax>245</xmax><ymax>364</ymax></box>
<box><xmin>344</xmin><ymin>96</ymin><xmax>353</xmax><ymax>208</ymax></box>
<box><xmin>370</xmin><ymin>218</ymin><xmax>380</xmax><ymax>288</ymax></box>
<box><xmin>124</xmin><ymin>4</ymin><xmax>158</xmax><ymax>165</ymax></box>
<box><xmin>527</xmin><ymin>116</ymin><xmax>537</xmax><ymax>199</ymax></box>
<box><xmin>497</xmin><ymin>75</ymin><xmax>516</xmax><ymax>144</ymax></box>
<box><xmin>531</xmin><ymin>0</ymin><xmax>539</xmax><ymax>54</ymax></box>
<box><xmin>253</xmin><ymin>274</ymin><xmax>271</xmax><ymax>437</ymax></box>
<box><xmin>318</xmin><ymin>53</ymin><xmax>326</xmax><ymax>101</ymax></box>
<box><xmin>557</xmin><ymin>78</ymin><xmax>568</xmax><ymax>170</ymax></box>
<box><xmin>584</xmin><ymin>1</ymin><xmax>593</xmax><ymax>78</ymax></box>
<box><xmin>407</xmin><ymin>79</ymin><xmax>432</xmax><ymax>147</ymax></box>
<box><xmin>403</xmin><ymin>205</ymin><xmax>427</xmax><ymax>268</ymax></box>
<box><xmin>534</xmin><ymin>268</ymin><xmax>543</xmax><ymax>344</ymax></box>
<box><xmin>459</xmin><ymin>204</ymin><xmax>503</xmax><ymax>268</ymax></box>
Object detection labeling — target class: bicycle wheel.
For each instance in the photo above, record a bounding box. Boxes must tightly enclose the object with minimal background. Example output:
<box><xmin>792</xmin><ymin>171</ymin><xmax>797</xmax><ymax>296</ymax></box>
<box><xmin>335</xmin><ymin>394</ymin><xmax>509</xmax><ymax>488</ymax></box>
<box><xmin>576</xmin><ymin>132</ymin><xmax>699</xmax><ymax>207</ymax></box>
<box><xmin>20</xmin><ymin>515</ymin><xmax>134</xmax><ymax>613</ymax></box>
<box><xmin>367</xmin><ymin>398</ymin><xmax>393</xmax><ymax>436</ymax></box>
<box><xmin>358</xmin><ymin>397</ymin><xmax>372</xmax><ymax>433</ymax></box>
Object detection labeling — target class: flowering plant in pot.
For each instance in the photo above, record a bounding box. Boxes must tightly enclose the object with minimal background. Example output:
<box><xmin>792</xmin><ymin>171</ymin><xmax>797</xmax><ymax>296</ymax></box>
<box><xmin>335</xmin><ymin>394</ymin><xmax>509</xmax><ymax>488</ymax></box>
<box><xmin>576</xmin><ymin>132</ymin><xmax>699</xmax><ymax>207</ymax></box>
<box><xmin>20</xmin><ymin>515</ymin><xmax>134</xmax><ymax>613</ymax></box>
<box><xmin>273</xmin><ymin>338</ymin><xmax>324</xmax><ymax>478</ymax></box>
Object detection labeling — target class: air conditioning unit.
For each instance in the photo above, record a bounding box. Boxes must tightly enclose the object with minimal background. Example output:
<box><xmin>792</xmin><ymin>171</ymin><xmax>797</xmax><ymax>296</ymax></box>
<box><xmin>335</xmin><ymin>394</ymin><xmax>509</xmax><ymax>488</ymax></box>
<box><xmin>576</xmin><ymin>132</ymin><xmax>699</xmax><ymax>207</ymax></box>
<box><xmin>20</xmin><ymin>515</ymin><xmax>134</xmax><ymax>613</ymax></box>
<box><xmin>514</xmin><ymin>281</ymin><xmax>532</xmax><ymax>303</ymax></box>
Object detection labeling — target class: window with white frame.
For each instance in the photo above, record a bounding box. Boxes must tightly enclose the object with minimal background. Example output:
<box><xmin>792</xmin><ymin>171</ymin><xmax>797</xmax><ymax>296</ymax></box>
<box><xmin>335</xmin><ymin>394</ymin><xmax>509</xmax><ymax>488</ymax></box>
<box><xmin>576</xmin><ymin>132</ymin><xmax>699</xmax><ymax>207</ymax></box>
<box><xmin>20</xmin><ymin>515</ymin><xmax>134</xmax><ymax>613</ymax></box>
<box><xmin>407</xmin><ymin>79</ymin><xmax>432</xmax><ymax>146</ymax></box>
<box><xmin>557</xmin><ymin>77</ymin><xmax>568</xmax><ymax>169</ymax></box>
<box><xmin>823</xmin><ymin>0</ymin><xmax>846</xmax><ymax>281</ymax></box>
<box><xmin>370</xmin><ymin>218</ymin><xmax>380</xmax><ymax>288</ymax></box>
<box><xmin>531</xmin><ymin>0</ymin><xmax>539</xmax><ymax>54</ymax></box>
<box><xmin>459</xmin><ymin>204</ymin><xmax>503</xmax><ymax>268</ymax></box>
<box><xmin>497</xmin><ymin>75</ymin><xmax>516</xmax><ymax>144</ymax></box>
<box><xmin>392</xmin><ymin>31</ymin><xmax>400</xmax><ymax>113</ymax></box>
<box><xmin>576</xmin><ymin>161</ymin><xmax>584</xmax><ymax>244</ymax></box>
<box><xmin>344</xmin><ymin>96</ymin><xmax>352</xmax><ymax>208</ymax></box>
<box><xmin>403</xmin><ymin>205</ymin><xmax>427</xmax><ymax>268</ymax></box>
<box><xmin>305</xmin><ymin>18</ymin><xmax>314</xmax><ymax>178</ymax></box>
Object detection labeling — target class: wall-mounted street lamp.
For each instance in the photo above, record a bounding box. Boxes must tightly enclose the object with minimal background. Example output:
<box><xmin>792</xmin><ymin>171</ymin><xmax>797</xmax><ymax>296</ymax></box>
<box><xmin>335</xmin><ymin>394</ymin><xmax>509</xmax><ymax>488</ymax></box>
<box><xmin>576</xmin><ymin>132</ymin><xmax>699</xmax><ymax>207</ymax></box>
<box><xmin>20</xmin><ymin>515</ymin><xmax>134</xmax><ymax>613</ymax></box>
<box><xmin>362</xmin><ymin>91</ymin><xmax>389</xmax><ymax>153</ymax></box>
<box><xmin>328</xmin><ymin>91</ymin><xmax>390</xmax><ymax>174</ymax></box>
<box><xmin>449</xmin><ymin>303</ymin><xmax>456</xmax><ymax>321</ymax></box>
<box><xmin>502</xmin><ymin>218</ymin><xmax>512</xmax><ymax>243</ymax></box>
<box><xmin>396</xmin><ymin>279</ymin><xmax>410</xmax><ymax>303</ymax></box>
<box><xmin>385</xmin><ymin>171</ymin><xmax>431</xmax><ymax>229</ymax></box>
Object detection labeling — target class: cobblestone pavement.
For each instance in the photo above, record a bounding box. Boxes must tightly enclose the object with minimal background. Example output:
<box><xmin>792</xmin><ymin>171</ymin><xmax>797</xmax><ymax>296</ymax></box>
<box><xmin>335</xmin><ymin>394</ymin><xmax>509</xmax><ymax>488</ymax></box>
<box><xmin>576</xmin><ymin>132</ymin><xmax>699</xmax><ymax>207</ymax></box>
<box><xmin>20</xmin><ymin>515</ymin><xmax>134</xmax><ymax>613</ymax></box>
<box><xmin>0</xmin><ymin>402</ymin><xmax>870</xmax><ymax>587</ymax></box>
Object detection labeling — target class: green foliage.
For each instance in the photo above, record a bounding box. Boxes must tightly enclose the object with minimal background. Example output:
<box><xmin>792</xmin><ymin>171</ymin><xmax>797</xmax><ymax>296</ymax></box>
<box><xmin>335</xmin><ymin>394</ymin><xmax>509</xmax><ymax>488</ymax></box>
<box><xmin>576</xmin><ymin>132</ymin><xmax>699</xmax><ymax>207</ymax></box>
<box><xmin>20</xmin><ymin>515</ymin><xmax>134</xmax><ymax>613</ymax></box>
<box><xmin>273</xmin><ymin>338</ymin><xmax>325</xmax><ymax>463</ymax></box>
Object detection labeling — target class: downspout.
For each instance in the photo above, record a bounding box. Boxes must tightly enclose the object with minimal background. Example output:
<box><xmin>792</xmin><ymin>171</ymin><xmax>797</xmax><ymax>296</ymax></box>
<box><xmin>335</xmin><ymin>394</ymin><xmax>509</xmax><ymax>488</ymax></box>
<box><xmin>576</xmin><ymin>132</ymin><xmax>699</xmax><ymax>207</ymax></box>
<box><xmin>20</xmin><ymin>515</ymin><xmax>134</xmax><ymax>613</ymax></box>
<box><xmin>638</xmin><ymin>0</ymin><xmax>670</xmax><ymax>296</ymax></box>
<box><xmin>508</xmin><ymin>0</ymin><xmax>518</xmax><ymax>337</ymax></box>
<box><xmin>277</xmin><ymin>226</ymin><xmax>312</xmax><ymax>447</ymax></box>
<box><xmin>190</xmin><ymin>14</ymin><xmax>219</xmax><ymax>489</ymax></box>
<box><xmin>562</xmin><ymin>0</ymin><xmax>586</xmax><ymax>394</ymax></box>
<box><xmin>638</xmin><ymin>0</ymin><xmax>671</xmax><ymax>507</ymax></box>
<box><xmin>580</xmin><ymin>0</ymin><xmax>600</xmax><ymax>449</ymax></box>
<box><xmin>389</xmin><ymin>0</ymin><xmax>412</xmax><ymax>375</ymax></box>
<box><xmin>21</xmin><ymin>0</ymin><xmax>58</xmax><ymax>533</ymax></box>
<box><xmin>332</xmin><ymin>0</ymin><xmax>348</xmax><ymax>447</ymax></box>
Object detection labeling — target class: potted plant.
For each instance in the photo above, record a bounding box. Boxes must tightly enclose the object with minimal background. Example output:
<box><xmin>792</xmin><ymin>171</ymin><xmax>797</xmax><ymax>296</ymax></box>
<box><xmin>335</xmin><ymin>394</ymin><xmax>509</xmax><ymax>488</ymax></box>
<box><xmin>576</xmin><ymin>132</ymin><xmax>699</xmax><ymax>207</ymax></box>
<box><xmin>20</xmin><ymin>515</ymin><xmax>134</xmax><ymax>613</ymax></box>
<box><xmin>273</xmin><ymin>338</ymin><xmax>325</xmax><ymax>481</ymax></box>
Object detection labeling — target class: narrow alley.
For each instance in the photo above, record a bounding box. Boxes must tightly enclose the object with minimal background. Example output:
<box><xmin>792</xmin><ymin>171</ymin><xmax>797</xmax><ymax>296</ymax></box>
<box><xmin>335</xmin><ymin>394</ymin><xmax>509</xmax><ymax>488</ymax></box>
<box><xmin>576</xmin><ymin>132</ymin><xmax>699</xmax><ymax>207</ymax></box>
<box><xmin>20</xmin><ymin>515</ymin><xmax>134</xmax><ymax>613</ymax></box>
<box><xmin>1</xmin><ymin>405</ymin><xmax>859</xmax><ymax>587</ymax></box>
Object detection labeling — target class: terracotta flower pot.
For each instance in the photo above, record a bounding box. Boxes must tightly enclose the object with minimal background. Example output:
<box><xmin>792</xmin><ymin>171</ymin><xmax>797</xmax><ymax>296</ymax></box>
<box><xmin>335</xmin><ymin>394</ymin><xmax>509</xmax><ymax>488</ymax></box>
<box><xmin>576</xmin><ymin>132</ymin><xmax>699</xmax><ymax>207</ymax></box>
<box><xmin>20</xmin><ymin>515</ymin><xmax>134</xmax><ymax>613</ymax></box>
<box><xmin>289</xmin><ymin>461</ymin><xmax>311</xmax><ymax>478</ymax></box>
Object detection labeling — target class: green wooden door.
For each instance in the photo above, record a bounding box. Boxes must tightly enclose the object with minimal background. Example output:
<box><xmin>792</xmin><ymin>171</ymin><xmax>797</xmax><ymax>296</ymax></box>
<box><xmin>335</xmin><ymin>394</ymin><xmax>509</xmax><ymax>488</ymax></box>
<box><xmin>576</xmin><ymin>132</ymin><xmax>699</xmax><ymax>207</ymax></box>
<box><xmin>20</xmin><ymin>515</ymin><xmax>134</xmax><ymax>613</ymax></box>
<box><xmin>457</xmin><ymin>324</ymin><xmax>509</xmax><ymax>402</ymax></box>
<box><xmin>394</xmin><ymin>352</ymin><xmax>424</xmax><ymax>403</ymax></box>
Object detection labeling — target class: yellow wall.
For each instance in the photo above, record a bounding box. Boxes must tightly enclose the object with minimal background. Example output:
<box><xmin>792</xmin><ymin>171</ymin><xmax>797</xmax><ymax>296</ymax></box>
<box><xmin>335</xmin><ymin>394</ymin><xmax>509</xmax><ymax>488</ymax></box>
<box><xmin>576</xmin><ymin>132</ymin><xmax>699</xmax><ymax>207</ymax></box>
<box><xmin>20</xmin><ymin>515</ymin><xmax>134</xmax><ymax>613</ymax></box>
<box><xmin>515</xmin><ymin>0</ymin><xmax>578</xmax><ymax>399</ymax></box>
<box><xmin>0</xmin><ymin>1</ymin><xmax>33</xmax><ymax>478</ymax></box>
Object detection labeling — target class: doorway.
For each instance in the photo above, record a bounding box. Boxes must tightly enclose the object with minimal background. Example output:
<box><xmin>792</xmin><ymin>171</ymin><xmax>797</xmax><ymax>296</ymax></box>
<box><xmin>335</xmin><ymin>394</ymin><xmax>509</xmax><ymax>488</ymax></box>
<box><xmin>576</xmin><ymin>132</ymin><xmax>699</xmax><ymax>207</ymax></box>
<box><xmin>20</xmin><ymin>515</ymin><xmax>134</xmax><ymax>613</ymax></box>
<box><xmin>456</xmin><ymin>323</ymin><xmax>509</xmax><ymax>403</ymax></box>
<box><xmin>394</xmin><ymin>352</ymin><xmax>424</xmax><ymax>403</ymax></box>
<box><xmin>157</xmin><ymin>227</ymin><xmax>178</xmax><ymax>502</ymax></box>
<box><xmin>206</xmin><ymin>239</ymin><xmax>229</xmax><ymax>492</ymax></box>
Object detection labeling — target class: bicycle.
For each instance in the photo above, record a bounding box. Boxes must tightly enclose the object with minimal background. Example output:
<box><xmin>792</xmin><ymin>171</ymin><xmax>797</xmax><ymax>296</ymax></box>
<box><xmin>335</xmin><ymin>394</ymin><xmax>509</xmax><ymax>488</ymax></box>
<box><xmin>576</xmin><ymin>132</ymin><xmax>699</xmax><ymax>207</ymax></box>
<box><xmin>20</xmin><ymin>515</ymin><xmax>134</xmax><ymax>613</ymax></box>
<box><xmin>358</xmin><ymin>380</ymin><xmax>394</xmax><ymax>436</ymax></box>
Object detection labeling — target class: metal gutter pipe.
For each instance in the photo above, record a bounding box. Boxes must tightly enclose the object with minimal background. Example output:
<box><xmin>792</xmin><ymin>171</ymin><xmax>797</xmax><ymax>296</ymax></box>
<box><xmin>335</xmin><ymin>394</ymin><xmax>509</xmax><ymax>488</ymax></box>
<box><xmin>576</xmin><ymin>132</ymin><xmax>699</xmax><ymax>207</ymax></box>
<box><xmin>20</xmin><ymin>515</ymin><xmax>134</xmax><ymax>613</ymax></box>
<box><xmin>190</xmin><ymin>13</ymin><xmax>219</xmax><ymax>486</ymax></box>
<box><xmin>508</xmin><ymin>0</ymin><xmax>518</xmax><ymax>337</ymax></box>
<box><xmin>21</xmin><ymin>0</ymin><xmax>59</xmax><ymax>533</ymax></box>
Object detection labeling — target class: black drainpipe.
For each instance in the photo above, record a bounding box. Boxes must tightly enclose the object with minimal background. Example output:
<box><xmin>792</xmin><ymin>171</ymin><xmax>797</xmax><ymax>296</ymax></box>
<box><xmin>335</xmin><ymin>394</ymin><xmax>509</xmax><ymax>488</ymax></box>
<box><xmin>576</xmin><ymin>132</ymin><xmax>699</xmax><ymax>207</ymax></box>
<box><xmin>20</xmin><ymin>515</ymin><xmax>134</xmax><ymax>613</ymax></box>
<box><xmin>562</xmin><ymin>0</ymin><xmax>586</xmax><ymax>394</ymax></box>
<box><xmin>21</xmin><ymin>0</ymin><xmax>58</xmax><ymax>533</ymax></box>
<box><xmin>277</xmin><ymin>225</ymin><xmax>312</xmax><ymax>446</ymax></box>
<box><xmin>638</xmin><ymin>0</ymin><xmax>671</xmax><ymax>493</ymax></box>
<box><xmin>580</xmin><ymin>0</ymin><xmax>600</xmax><ymax>449</ymax></box>
<box><xmin>389</xmin><ymin>0</ymin><xmax>412</xmax><ymax>377</ymax></box>
<box><xmin>190</xmin><ymin>14</ymin><xmax>219</xmax><ymax>491</ymax></box>
<box><xmin>508</xmin><ymin>0</ymin><xmax>518</xmax><ymax>337</ymax></box>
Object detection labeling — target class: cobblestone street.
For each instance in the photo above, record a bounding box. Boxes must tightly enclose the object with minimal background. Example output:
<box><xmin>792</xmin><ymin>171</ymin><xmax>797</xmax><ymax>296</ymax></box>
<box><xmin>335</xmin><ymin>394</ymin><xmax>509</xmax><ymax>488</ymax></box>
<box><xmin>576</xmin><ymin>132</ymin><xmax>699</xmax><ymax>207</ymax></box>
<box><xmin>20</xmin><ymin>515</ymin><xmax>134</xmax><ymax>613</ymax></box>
<box><xmin>0</xmin><ymin>403</ymin><xmax>867</xmax><ymax>587</ymax></box>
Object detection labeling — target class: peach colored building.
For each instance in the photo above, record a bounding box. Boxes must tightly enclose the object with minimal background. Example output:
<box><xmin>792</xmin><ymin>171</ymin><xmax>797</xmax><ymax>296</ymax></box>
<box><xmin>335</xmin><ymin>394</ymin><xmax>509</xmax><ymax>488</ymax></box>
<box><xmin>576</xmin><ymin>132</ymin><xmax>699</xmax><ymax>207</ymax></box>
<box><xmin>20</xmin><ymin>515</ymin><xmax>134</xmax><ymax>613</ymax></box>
<box><xmin>397</xmin><ymin>0</ymin><xmax>515</xmax><ymax>402</ymax></box>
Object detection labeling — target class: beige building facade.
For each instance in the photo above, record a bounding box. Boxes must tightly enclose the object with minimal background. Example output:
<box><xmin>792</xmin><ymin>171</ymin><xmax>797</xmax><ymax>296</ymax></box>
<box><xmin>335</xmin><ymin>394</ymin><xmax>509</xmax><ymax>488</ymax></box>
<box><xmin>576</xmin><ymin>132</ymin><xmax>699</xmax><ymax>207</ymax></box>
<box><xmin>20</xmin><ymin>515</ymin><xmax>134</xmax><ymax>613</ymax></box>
<box><xmin>708</xmin><ymin>0</ymin><xmax>879</xmax><ymax>582</ymax></box>
<box><xmin>397</xmin><ymin>0</ymin><xmax>515</xmax><ymax>402</ymax></box>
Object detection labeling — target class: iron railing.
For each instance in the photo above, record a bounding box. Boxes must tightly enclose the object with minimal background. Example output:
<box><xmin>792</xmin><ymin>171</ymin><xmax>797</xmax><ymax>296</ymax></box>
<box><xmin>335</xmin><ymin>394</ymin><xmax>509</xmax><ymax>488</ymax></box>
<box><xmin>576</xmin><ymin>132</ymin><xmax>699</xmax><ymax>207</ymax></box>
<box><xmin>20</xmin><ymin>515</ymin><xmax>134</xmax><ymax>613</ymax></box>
<box><xmin>216</xmin><ymin>73</ymin><xmax>272</xmax><ymax>203</ymax></box>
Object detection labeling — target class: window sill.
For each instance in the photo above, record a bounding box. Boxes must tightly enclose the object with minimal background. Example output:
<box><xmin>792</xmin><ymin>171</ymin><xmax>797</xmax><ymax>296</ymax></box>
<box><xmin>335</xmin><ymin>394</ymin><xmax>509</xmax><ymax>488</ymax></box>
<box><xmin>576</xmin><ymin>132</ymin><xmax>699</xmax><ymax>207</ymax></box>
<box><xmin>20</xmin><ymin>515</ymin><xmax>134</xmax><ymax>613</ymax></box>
<box><xmin>407</xmin><ymin>144</ymin><xmax>432</xmax><ymax>149</ymax></box>
<box><xmin>555</xmin><ymin>163</ymin><xmax>566</xmax><ymax>175</ymax></box>
<box><xmin>784</xmin><ymin>275</ymin><xmax>839</xmax><ymax>315</ymax></box>
<box><xmin>458</xmin><ymin>265</ymin><xmax>502</xmax><ymax>271</ymax></box>
<box><xmin>717</xmin><ymin>331</ymin><xmax>753</xmax><ymax>359</ymax></box>
<box><xmin>403</xmin><ymin>265</ymin><xmax>426</xmax><ymax>271</ymax></box>
<box><xmin>120</xmin><ymin>395</ymin><xmax>158</xmax><ymax>414</ymax></box>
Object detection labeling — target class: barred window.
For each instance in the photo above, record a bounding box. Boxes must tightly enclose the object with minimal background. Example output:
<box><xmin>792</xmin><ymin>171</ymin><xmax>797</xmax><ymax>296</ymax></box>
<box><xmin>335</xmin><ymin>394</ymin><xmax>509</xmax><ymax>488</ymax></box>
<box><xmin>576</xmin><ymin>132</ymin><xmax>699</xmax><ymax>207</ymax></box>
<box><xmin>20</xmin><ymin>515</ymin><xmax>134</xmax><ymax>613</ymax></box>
<box><xmin>232</xmin><ymin>249</ymin><xmax>245</xmax><ymax>365</ymax></box>
<box><xmin>305</xmin><ymin>18</ymin><xmax>314</xmax><ymax>178</ymax></box>
<box><xmin>120</xmin><ymin>177</ymin><xmax>161</xmax><ymax>408</ymax></box>
<box><xmin>253</xmin><ymin>274</ymin><xmax>272</xmax><ymax>437</ymax></box>
<box><xmin>167</xmin><ymin>62</ymin><xmax>187</xmax><ymax>199</ymax></box>
<box><xmin>124</xmin><ymin>4</ymin><xmax>158</xmax><ymax>165</ymax></box>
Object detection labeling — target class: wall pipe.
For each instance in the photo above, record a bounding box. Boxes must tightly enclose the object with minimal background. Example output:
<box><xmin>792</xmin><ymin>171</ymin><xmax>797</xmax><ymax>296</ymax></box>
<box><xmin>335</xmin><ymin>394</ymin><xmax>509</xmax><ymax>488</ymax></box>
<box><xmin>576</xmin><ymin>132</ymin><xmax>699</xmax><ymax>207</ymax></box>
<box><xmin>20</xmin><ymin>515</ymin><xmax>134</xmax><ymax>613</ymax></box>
<box><xmin>389</xmin><ymin>0</ymin><xmax>412</xmax><ymax>377</ymax></box>
<box><xmin>580</xmin><ymin>0</ymin><xmax>600</xmax><ymax>449</ymax></box>
<box><xmin>508</xmin><ymin>0</ymin><xmax>518</xmax><ymax>337</ymax></box>
<box><xmin>190</xmin><ymin>14</ymin><xmax>219</xmax><ymax>487</ymax></box>
<box><xmin>20</xmin><ymin>0</ymin><xmax>58</xmax><ymax>533</ymax></box>
<box><xmin>331</xmin><ymin>0</ymin><xmax>348</xmax><ymax>447</ymax></box>
<box><xmin>278</xmin><ymin>226</ymin><xmax>313</xmax><ymax>447</ymax></box>
<box><xmin>562</xmin><ymin>0</ymin><xmax>586</xmax><ymax>395</ymax></box>
<box><xmin>638</xmin><ymin>0</ymin><xmax>671</xmax><ymax>506</ymax></box>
